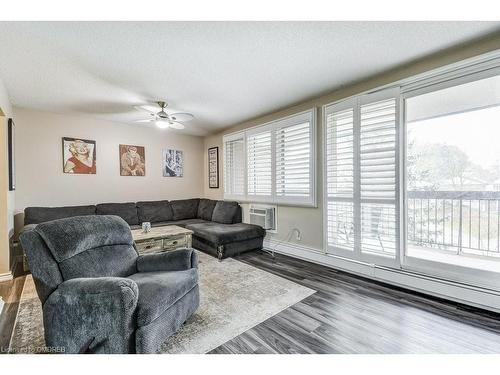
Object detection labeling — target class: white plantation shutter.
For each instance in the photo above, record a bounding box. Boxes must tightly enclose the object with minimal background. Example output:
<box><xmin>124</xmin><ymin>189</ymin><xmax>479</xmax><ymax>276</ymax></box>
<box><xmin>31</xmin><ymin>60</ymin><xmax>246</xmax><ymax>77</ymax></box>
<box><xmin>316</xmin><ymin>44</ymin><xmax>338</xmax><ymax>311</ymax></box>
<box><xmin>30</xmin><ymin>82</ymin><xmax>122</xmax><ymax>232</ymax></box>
<box><xmin>247</xmin><ymin>128</ymin><xmax>273</xmax><ymax>198</ymax></box>
<box><xmin>275</xmin><ymin>112</ymin><xmax>315</xmax><ymax>205</ymax></box>
<box><xmin>223</xmin><ymin>134</ymin><xmax>245</xmax><ymax>198</ymax></box>
<box><xmin>325</xmin><ymin>104</ymin><xmax>355</xmax><ymax>251</ymax></box>
<box><xmin>223</xmin><ymin>109</ymin><xmax>316</xmax><ymax>205</ymax></box>
<box><xmin>359</xmin><ymin>98</ymin><xmax>397</xmax><ymax>256</ymax></box>
<box><xmin>325</xmin><ymin>89</ymin><xmax>399</xmax><ymax>264</ymax></box>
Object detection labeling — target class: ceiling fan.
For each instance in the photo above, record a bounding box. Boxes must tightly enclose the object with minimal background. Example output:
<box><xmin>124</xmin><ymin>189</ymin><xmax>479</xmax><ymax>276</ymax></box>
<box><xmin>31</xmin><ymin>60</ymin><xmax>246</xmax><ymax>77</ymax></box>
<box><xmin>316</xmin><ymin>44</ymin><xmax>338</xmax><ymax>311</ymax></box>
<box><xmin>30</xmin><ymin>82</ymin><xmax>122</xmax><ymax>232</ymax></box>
<box><xmin>135</xmin><ymin>101</ymin><xmax>194</xmax><ymax>129</ymax></box>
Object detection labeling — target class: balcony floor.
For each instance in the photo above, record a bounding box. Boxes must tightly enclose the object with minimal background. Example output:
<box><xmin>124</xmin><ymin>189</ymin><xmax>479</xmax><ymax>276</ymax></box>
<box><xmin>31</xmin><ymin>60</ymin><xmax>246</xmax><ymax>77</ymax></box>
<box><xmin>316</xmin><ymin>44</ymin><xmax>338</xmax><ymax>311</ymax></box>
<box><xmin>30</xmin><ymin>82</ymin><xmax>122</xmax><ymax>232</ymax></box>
<box><xmin>407</xmin><ymin>245</ymin><xmax>500</xmax><ymax>274</ymax></box>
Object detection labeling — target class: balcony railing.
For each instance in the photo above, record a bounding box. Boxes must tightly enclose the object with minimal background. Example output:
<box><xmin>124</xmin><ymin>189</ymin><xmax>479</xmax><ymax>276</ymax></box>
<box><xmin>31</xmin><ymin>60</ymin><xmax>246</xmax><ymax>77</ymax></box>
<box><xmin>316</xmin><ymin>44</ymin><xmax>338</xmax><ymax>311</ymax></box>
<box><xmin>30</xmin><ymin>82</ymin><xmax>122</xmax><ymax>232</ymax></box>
<box><xmin>408</xmin><ymin>190</ymin><xmax>500</xmax><ymax>259</ymax></box>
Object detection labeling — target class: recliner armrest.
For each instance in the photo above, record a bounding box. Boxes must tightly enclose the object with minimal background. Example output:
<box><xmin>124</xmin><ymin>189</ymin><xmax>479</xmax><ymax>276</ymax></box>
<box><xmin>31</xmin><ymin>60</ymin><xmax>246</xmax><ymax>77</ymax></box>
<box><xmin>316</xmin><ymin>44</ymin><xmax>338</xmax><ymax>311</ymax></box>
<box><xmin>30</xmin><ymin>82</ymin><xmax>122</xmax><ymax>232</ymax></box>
<box><xmin>136</xmin><ymin>248</ymin><xmax>198</xmax><ymax>273</ymax></box>
<box><xmin>43</xmin><ymin>277</ymin><xmax>139</xmax><ymax>353</ymax></box>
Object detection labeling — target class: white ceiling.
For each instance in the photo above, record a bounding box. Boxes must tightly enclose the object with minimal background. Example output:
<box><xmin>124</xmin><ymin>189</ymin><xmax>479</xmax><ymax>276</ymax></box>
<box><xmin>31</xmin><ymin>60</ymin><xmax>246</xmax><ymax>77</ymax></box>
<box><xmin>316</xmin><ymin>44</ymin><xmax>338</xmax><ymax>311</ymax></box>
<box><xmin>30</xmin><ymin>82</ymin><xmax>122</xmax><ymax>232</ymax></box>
<box><xmin>0</xmin><ymin>22</ymin><xmax>499</xmax><ymax>136</ymax></box>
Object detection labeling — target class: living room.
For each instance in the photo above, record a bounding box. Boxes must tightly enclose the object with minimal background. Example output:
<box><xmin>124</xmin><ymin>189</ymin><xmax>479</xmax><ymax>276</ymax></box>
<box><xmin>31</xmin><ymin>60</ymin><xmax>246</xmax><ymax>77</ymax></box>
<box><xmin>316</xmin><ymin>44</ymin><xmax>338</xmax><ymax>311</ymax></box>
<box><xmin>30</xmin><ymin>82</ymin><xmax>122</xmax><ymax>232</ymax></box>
<box><xmin>2</xmin><ymin>1</ymin><xmax>500</xmax><ymax>371</ymax></box>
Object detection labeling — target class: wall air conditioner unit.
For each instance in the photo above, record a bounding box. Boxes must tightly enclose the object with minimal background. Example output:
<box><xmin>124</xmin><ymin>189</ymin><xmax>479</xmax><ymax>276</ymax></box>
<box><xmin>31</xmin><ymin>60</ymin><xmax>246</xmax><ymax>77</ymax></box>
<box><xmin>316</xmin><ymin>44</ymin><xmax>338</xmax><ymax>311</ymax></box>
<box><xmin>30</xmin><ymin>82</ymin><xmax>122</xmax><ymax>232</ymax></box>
<box><xmin>249</xmin><ymin>204</ymin><xmax>277</xmax><ymax>232</ymax></box>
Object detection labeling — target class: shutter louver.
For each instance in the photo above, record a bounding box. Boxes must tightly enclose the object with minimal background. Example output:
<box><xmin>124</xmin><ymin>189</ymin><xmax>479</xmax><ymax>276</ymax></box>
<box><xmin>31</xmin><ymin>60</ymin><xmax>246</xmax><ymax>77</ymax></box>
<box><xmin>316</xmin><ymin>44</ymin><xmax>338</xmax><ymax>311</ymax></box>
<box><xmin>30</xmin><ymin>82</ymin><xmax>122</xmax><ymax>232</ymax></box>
<box><xmin>326</xmin><ymin>107</ymin><xmax>355</xmax><ymax>250</ymax></box>
<box><xmin>360</xmin><ymin>98</ymin><xmax>397</xmax><ymax>256</ymax></box>
<box><xmin>247</xmin><ymin>130</ymin><xmax>272</xmax><ymax>197</ymax></box>
<box><xmin>224</xmin><ymin>137</ymin><xmax>245</xmax><ymax>197</ymax></box>
<box><xmin>276</xmin><ymin>121</ymin><xmax>312</xmax><ymax>201</ymax></box>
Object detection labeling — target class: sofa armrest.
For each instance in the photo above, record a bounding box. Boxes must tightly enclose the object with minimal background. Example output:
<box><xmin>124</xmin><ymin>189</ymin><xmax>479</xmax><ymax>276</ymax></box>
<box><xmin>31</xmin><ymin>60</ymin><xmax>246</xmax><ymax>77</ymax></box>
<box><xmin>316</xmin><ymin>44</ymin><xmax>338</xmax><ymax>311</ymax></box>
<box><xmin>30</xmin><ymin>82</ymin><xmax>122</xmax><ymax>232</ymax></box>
<box><xmin>43</xmin><ymin>277</ymin><xmax>138</xmax><ymax>353</ymax></box>
<box><xmin>136</xmin><ymin>248</ymin><xmax>198</xmax><ymax>273</ymax></box>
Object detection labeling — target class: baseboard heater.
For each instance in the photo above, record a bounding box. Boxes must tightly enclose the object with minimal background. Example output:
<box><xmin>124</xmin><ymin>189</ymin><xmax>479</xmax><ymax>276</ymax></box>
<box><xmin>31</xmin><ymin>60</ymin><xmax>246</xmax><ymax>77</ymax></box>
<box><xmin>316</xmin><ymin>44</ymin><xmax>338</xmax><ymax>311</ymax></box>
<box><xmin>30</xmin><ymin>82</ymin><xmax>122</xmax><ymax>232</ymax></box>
<box><xmin>264</xmin><ymin>238</ymin><xmax>500</xmax><ymax>314</ymax></box>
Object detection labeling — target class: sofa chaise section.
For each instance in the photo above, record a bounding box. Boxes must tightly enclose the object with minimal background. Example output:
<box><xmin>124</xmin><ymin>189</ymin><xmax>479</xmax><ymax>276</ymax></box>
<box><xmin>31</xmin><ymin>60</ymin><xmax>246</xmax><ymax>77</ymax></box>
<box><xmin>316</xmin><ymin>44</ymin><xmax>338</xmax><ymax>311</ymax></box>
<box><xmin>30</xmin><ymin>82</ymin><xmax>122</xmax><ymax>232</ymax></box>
<box><xmin>186</xmin><ymin>222</ymin><xmax>265</xmax><ymax>260</ymax></box>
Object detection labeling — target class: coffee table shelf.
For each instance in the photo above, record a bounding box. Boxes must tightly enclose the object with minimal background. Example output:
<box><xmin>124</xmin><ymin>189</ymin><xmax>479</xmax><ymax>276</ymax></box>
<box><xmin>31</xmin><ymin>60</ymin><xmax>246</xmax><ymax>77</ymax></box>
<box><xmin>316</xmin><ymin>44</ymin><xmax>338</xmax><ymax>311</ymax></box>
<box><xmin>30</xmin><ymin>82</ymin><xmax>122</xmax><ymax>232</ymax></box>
<box><xmin>131</xmin><ymin>225</ymin><xmax>193</xmax><ymax>255</ymax></box>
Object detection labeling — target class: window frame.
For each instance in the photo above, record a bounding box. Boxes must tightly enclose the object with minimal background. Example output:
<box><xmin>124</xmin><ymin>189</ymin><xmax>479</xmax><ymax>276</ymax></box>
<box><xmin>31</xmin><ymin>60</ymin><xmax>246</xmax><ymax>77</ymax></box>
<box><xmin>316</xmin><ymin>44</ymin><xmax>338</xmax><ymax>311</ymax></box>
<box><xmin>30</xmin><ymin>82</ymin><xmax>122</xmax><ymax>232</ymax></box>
<box><xmin>222</xmin><ymin>108</ymin><xmax>317</xmax><ymax>207</ymax></box>
<box><xmin>401</xmin><ymin>66</ymin><xmax>500</xmax><ymax>291</ymax></box>
<box><xmin>322</xmin><ymin>50</ymin><xmax>500</xmax><ymax>291</ymax></box>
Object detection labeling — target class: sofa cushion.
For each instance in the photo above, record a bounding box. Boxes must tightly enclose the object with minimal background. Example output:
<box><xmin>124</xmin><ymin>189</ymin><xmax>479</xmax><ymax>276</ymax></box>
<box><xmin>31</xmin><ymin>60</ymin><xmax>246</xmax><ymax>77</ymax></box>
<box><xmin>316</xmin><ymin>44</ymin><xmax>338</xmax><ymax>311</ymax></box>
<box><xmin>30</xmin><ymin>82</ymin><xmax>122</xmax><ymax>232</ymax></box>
<box><xmin>186</xmin><ymin>222</ymin><xmax>266</xmax><ymax>246</ymax></box>
<box><xmin>151</xmin><ymin>219</ymin><xmax>207</xmax><ymax>228</ymax></box>
<box><xmin>24</xmin><ymin>205</ymin><xmax>96</xmax><ymax>225</ymax></box>
<box><xmin>233</xmin><ymin>205</ymin><xmax>243</xmax><ymax>224</ymax></box>
<box><xmin>211</xmin><ymin>201</ymin><xmax>239</xmax><ymax>224</ymax></box>
<box><xmin>197</xmin><ymin>199</ymin><xmax>217</xmax><ymax>221</ymax></box>
<box><xmin>136</xmin><ymin>200</ymin><xmax>174</xmax><ymax>223</ymax></box>
<box><xmin>96</xmin><ymin>202</ymin><xmax>139</xmax><ymax>225</ymax></box>
<box><xmin>170</xmin><ymin>199</ymin><xmax>200</xmax><ymax>220</ymax></box>
<box><xmin>128</xmin><ymin>269</ymin><xmax>198</xmax><ymax>326</ymax></box>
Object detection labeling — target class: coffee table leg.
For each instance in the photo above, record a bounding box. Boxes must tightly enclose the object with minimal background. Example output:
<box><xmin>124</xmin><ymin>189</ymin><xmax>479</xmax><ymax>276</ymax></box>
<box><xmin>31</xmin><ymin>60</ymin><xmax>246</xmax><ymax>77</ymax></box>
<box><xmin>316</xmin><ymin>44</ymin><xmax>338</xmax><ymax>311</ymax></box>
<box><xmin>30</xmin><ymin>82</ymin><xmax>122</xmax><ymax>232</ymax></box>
<box><xmin>217</xmin><ymin>245</ymin><xmax>224</xmax><ymax>262</ymax></box>
<box><xmin>186</xmin><ymin>234</ymin><xmax>192</xmax><ymax>249</ymax></box>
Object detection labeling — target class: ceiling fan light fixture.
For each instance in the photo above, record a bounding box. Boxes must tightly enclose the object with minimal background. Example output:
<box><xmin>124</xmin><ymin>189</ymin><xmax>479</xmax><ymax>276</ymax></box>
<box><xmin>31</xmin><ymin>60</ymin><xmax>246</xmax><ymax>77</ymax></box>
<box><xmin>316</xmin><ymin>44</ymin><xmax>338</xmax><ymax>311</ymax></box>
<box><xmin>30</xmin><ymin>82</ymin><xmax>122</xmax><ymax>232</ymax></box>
<box><xmin>136</xmin><ymin>101</ymin><xmax>193</xmax><ymax>130</ymax></box>
<box><xmin>156</xmin><ymin>120</ymin><xmax>169</xmax><ymax>129</ymax></box>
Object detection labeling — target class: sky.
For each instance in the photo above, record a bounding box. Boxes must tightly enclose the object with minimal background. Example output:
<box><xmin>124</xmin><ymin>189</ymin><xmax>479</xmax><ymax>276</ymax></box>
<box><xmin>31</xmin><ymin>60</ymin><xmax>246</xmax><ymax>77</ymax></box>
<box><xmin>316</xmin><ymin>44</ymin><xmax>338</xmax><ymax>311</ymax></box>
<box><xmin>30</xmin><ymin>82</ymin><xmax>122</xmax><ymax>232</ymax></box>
<box><xmin>408</xmin><ymin>104</ymin><xmax>500</xmax><ymax>168</ymax></box>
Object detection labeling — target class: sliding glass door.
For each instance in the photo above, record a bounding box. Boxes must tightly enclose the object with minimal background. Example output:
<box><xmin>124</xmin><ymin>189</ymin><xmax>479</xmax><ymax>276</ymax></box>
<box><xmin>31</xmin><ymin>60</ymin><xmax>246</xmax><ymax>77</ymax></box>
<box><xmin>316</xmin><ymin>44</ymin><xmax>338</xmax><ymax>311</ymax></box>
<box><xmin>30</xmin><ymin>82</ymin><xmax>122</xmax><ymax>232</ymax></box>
<box><xmin>403</xmin><ymin>71</ymin><xmax>500</xmax><ymax>289</ymax></box>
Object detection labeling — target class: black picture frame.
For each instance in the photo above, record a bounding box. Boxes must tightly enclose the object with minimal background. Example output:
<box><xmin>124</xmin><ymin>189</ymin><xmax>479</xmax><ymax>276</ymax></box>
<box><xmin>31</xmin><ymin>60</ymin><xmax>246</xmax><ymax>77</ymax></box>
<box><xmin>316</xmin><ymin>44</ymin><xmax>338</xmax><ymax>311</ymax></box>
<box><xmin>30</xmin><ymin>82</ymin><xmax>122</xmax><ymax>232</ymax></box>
<box><xmin>208</xmin><ymin>146</ymin><xmax>219</xmax><ymax>188</ymax></box>
<box><xmin>7</xmin><ymin>118</ymin><xmax>15</xmax><ymax>191</ymax></box>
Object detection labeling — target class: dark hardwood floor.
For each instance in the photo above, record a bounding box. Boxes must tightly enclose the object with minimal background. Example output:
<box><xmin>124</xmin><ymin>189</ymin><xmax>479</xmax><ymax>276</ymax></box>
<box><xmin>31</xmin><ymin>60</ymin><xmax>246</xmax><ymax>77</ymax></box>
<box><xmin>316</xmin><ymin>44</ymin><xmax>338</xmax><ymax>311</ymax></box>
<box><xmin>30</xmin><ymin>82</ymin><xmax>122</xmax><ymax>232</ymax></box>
<box><xmin>209</xmin><ymin>251</ymin><xmax>500</xmax><ymax>354</ymax></box>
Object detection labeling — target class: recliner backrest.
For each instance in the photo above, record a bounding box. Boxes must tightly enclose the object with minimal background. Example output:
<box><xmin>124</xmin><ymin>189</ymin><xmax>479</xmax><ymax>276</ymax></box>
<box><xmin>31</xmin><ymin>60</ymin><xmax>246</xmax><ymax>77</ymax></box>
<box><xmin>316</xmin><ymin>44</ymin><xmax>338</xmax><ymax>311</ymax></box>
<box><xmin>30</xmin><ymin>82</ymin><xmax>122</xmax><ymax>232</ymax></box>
<box><xmin>26</xmin><ymin>215</ymin><xmax>138</xmax><ymax>284</ymax></box>
<box><xmin>20</xmin><ymin>229</ymin><xmax>63</xmax><ymax>304</ymax></box>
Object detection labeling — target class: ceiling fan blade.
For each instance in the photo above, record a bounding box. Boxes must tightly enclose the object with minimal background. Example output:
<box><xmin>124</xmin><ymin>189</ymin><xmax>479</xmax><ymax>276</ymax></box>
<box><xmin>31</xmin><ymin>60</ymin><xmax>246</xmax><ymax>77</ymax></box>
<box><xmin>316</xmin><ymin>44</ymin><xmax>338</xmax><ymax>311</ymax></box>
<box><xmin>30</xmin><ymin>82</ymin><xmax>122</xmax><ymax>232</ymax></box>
<box><xmin>135</xmin><ymin>105</ymin><xmax>158</xmax><ymax>114</ymax></box>
<box><xmin>135</xmin><ymin>119</ymin><xmax>155</xmax><ymax>123</ymax></box>
<box><xmin>169</xmin><ymin>112</ymin><xmax>194</xmax><ymax>122</ymax></box>
<box><xmin>168</xmin><ymin>121</ymin><xmax>185</xmax><ymax>130</ymax></box>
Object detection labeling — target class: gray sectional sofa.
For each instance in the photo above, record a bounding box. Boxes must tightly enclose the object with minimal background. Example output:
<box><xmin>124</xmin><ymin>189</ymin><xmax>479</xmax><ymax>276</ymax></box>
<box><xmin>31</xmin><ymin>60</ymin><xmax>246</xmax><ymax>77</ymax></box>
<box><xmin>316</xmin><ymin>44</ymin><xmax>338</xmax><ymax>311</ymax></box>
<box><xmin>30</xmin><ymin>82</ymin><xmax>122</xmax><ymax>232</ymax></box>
<box><xmin>22</xmin><ymin>198</ymin><xmax>266</xmax><ymax>260</ymax></box>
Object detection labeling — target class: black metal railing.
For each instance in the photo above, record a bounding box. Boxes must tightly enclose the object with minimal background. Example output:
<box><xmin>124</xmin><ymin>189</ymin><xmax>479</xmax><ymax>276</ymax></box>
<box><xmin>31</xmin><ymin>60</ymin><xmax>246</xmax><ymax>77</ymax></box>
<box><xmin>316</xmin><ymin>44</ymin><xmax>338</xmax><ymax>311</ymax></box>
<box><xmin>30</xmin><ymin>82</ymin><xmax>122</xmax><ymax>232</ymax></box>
<box><xmin>408</xmin><ymin>190</ymin><xmax>500</xmax><ymax>258</ymax></box>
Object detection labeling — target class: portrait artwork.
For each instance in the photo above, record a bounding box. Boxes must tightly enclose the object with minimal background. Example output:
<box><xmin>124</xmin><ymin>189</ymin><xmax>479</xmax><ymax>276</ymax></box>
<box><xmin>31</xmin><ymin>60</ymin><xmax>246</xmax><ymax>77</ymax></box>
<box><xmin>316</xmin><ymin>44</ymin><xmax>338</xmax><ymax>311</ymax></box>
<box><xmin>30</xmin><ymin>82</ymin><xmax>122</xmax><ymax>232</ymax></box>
<box><xmin>120</xmin><ymin>144</ymin><xmax>146</xmax><ymax>176</ymax></box>
<box><xmin>163</xmin><ymin>149</ymin><xmax>183</xmax><ymax>177</ymax></box>
<box><xmin>62</xmin><ymin>137</ymin><xmax>96</xmax><ymax>174</ymax></box>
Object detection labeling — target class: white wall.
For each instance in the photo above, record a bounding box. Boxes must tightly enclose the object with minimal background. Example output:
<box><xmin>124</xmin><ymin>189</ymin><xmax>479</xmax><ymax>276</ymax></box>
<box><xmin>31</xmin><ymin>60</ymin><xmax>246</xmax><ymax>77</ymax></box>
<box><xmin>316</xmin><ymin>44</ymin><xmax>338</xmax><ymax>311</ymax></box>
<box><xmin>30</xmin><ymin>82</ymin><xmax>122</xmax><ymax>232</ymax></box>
<box><xmin>0</xmin><ymin>79</ymin><xmax>13</xmax><ymax>234</ymax></box>
<box><xmin>13</xmin><ymin>108</ymin><xmax>205</xmax><ymax>230</ymax></box>
<box><xmin>0</xmin><ymin>77</ymin><xmax>13</xmax><ymax>276</ymax></box>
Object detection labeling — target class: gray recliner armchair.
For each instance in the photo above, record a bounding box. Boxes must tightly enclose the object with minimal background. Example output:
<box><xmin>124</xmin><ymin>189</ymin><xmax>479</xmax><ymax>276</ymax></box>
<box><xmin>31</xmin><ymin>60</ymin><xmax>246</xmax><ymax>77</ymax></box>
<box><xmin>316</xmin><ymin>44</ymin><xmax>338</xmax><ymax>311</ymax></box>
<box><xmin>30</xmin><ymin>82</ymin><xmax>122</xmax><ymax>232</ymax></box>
<box><xmin>19</xmin><ymin>215</ymin><xmax>200</xmax><ymax>354</ymax></box>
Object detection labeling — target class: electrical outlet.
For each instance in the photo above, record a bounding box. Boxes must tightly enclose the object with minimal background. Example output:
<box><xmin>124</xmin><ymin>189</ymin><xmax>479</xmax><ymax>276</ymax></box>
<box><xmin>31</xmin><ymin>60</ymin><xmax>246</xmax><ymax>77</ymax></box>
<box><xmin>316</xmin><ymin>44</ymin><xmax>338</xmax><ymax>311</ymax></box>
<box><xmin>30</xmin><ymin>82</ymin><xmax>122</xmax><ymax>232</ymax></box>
<box><xmin>293</xmin><ymin>228</ymin><xmax>302</xmax><ymax>241</ymax></box>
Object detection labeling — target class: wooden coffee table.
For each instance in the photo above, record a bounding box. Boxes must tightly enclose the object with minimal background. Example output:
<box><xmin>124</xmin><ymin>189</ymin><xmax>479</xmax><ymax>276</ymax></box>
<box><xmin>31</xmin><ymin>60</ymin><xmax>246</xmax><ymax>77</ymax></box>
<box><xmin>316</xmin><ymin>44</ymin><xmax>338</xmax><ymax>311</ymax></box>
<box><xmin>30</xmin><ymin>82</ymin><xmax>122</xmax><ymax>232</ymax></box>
<box><xmin>131</xmin><ymin>225</ymin><xmax>193</xmax><ymax>255</ymax></box>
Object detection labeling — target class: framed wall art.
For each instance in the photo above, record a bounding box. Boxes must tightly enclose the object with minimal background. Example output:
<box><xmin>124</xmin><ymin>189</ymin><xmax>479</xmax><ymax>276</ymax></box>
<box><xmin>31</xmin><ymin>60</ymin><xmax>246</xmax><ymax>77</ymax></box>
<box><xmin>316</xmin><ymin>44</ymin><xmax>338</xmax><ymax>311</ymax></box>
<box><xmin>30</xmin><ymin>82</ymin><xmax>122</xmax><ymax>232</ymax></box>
<box><xmin>8</xmin><ymin>118</ymin><xmax>15</xmax><ymax>190</ymax></box>
<box><xmin>163</xmin><ymin>149</ymin><xmax>183</xmax><ymax>177</ymax></box>
<box><xmin>62</xmin><ymin>137</ymin><xmax>96</xmax><ymax>174</ymax></box>
<box><xmin>208</xmin><ymin>146</ymin><xmax>219</xmax><ymax>188</ymax></box>
<box><xmin>119</xmin><ymin>144</ymin><xmax>145</xmax><ymax>176</ymax></box>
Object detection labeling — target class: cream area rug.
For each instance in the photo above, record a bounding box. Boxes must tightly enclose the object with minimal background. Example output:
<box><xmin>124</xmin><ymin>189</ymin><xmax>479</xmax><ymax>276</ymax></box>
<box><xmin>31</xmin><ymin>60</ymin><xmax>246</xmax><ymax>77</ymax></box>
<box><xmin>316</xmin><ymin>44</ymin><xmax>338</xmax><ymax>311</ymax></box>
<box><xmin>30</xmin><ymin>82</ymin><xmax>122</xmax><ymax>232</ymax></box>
<box><xmin>9</xmin><ymin>251</ymin><xmax>315</xmax><ymax>354</ymax></box>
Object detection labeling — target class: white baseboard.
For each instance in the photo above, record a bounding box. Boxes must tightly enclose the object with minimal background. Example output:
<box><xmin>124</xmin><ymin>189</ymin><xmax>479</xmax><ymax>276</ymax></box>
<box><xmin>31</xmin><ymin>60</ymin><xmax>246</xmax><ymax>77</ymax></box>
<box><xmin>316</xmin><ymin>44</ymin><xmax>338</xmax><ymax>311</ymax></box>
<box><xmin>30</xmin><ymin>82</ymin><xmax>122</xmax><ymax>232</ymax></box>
<box><xmin>264</xmin><ymin>239</ymin><xmax>500</xmax><ymax>314</ymax></box>
<box><xmin>0</xmin><ymin>272</ymin><xmax>13</xmax><ymax>282</ymax></box>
